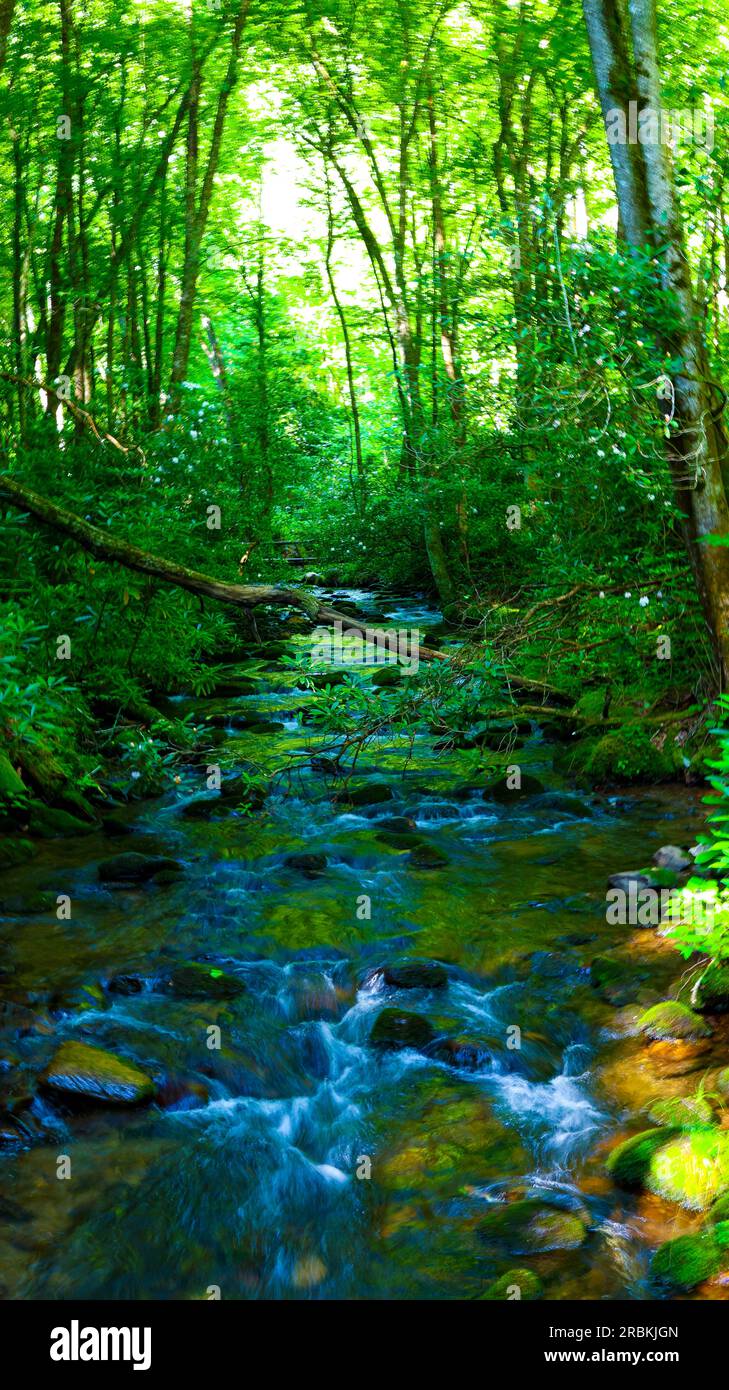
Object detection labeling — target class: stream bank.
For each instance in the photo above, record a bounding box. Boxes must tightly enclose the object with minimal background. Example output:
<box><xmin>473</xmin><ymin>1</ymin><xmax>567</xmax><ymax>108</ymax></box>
<box><xmin>1</xmin><ymin>589</ymin><xmax>726</xmax><ymax>1300</ymax></box>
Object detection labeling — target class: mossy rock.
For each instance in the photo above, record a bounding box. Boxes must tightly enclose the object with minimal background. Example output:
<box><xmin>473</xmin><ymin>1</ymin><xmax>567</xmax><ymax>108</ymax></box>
<box><xmin>477</xmin><ymin>1198</ymin><xmax>588</xmax><ymax>1254</ymax></box>
<box><xmin>650</xmin><ymin>1233</ymin><xmax>722</xmax><ymax>1291</ymax></box>
<box><xmin>483</xmin><ymin>772</ymin><xmax>545</xmax><ymax>802</ymax></box>
<box><xmin>571</xmin><ymin>728</ymin><xmax>682</xmax><ymax>785</ymax></box>
<box><xmin>695</xmin><ymin>964</ymin><xmax>729</xmax><ymax>1013</ymax></box>
<box><xmin>638</xmin><ymin>1002</ymin><xmax>711</xmax><ymax>1042</ymax></box>
<box><xmin>408</xmin><ymin>843</ymin><xmax>449</xmax><ymax>869</ymax></box>
<box><xmin>370</xmin><ymin>1009</ymin><xmax>435</xmax><ymax>1051</ymax></box>
<box><xmin>706</xmin><ymin>1192</ymin><xmax>729</xmax><ymax>1225</ymax></box>
<box><xmin>97</xmin><ymin>853</ymin><xmax>183</xmax><ymax>884</ymax></box>
<box><xmin>0</xmin><ymin>838</ymin><xmax>36</xmax><ymax>871</ymax></box>
<box><xmin>478</xmin><ymin>1268</ymin><xmax>543</xmax><ymax>1301</ymax></box>
<box><xmin>162</xmin><ymin>962</ymin><xmax>246</xmax><ymax>1000</ymax></box>
<box><xmin>338</xmin><ymin>783</ymin><xmax>394</xmax><ymax>807</ymax></box>
<box><xmin>382</xmin><ymin>961</ymin><xmax>448</xmax><ymax>990</ymax></box>
<box><xmin>608</xmin><ymin>1126</ymin><xmax>729</xmax><ymax>1209</ymax></box>
<box><xmin>370</xmin><ymin>666</ymin><xmax>403</xmax><ymax>688</ymax></box>
<box><xmin>0</xmin><ymin>892</ymin><xmax>57</xmax><ymax>916</ymax></box>
<box><xmin>607</xmin><ymin>1128</ymin><xmax>681</xmax><ymax>1189</ymax></box>
<box><xmin>27</xmin><ymin>802</ymin><xmax>96</xmax><ymax>838</ymax></box>
<box><xmin>0</xmin><ymin>753</ymin><xmax>27</xmax><ymax>802</ymax></box>
<box><xmin>590</xmin><ymin>953</ymin><xmax>648</xmax><ymax>1002</ymax></box>
<box><xmin>648</xmin><ymin>1095</ymin><xmax>714</xmax><ymax>1128</ymax></box>
<box><xmin>41</xmin><ymin>1041</ymin><xmax>156</xmax><ymax>1106</ymax></box>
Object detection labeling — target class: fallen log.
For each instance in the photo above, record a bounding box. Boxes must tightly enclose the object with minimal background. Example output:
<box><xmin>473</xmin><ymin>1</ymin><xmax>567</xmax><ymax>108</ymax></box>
<box><xmin>0</xmin><ymin>473</ymin><xmax>450</xmax><ymax>662</ymax></box>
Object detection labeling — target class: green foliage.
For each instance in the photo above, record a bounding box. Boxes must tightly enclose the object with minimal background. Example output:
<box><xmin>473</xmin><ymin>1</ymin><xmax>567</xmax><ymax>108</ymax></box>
<box><xmin>666</xmin><ymin>697</ymin><xmax>729</xmax><ymax>966</ymax></box>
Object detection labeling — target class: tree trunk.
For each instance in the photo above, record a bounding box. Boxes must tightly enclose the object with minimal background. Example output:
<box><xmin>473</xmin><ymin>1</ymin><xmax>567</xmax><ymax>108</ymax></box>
<box><xmin>582</xmin><ymin>0</ymin><xmax>729</xmax><ymax>681</ymax></box>
<box><xmin>0</xmin><ymin>473</ymin><xmax>447</xmax><ymax>664</ymax></box>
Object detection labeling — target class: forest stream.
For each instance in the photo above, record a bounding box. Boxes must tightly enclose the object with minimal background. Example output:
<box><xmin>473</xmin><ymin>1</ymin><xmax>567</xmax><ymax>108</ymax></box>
<box><xmin>0</xmin><ymin>590</ymin><xmax>713</xmax><ymax>1301</ymax></box>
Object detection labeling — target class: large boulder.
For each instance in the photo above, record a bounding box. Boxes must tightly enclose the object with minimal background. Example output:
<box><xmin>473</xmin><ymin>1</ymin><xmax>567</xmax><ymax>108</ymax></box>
<box><xmin>608</xmin><ymin>1126</ymin><xmax>729</xmax><ymax>1210</ymax></box>
<box><xmin>41</xmin><ymin>1041</ymin><xmax>156</xmax><ymax>1106</ymax></box>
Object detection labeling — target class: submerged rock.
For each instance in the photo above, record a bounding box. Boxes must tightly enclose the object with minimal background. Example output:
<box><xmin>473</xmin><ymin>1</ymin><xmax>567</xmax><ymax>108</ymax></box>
<box><xmin>41</xmin><ymin>1041</ymin><xmax>156</xmax><ymax>1106</ymax></box>
<box><xmin>370</xmin><ymin>1009</ymin><xmax>435</xmax><ymax>1051</ymax></box>
<box><xmin>382</xmin><ymin>962</ymin><xmax>448</xmax><ymax>990</ymax></box>
<box><xmin>97</xmin><ymin>853</ymin><xmax>183</xmax><ymax>884</ymax></box>
<box><xmin>338</xmin><ymin>784</ymin><xmax>395</xmax><ymax>807</ymax></box>
<box><xmin>478</xmin><ymin>1268</ymin><xmax>543</xmax><ymax>1301</ymax></box>
<box><xmin>0</xmin><ymin>892</ymin><xmax>57</xmax><ymax>916</ymax></box>
<box><xmin>161</xmin><ymin>962</ymin><xmax>246</xmax><ymax>1000</ymax></box>
<box><xmin>590</xmin><ymin>953</ymin><xmax>649</xmax><ymax>1004</ymax></box>
<box><xmin>638</xmin><ymin>1001</ymin><xmax>711</xmax><ymax>1042</ymax></box>
<box><xmin>283</xmin><ymin>852</ymin><xmax>328</xmax><ymax>877</ymax></box>
<box><xmin>484</xmin><ymin>773</ymin><xmax>545</xmax><ymax>802</ymax></box>
<box><xmin>408</xmin><ymin>842</ymin><xmax>449</xmax><ymax>869</ymax></box>
<box><xmin>477</xmin><ymin>1198</ymin><xmax>588</xmax><ymax>1254</ymax></box>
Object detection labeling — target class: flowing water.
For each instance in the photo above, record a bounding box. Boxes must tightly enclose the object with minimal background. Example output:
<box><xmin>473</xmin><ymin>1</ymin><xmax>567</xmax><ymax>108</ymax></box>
<box><xmin>0</xmin><ymin>591</ymin><xmax>714</xmax><ymax>1300</ymax></box>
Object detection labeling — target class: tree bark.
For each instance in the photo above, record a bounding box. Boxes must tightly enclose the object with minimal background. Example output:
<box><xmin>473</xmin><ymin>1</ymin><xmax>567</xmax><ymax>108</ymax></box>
<box><xmin>582</xmin><ymin>0</ymin><xmax>729</xmax><ymax>681</ymax></box>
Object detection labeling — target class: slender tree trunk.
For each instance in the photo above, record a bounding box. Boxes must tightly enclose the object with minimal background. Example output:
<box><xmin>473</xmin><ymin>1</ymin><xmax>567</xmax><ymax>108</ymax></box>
<box><xmin>170</xmin><ymin>0</ymin><xmax>250</xmax><ymax>400</ymax></box>
<box><xmin>582</xmin><ymin>0</ymin><xmax>729</xmax><ymax>680</ymax></box>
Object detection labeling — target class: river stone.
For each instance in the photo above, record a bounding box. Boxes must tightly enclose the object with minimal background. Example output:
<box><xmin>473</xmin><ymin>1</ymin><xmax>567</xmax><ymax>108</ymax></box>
<box><xmin>340</xmin><ymin>784</ymin><xmax>395</xmax><ymax>807</ymax></box>
<box><xmin>608</xmin><ymin>1126</ymin><xmax>729</xmax><ymax>1209</ymax></box>
<box><xmin>695</xmin><ymin>964</ymin><xmax>729</xmax><ymax>1013</ymax></box>
<box><xmin>606</xmin><ymin>871</ymin><xmax>655</xmax><ymax>892</ymax></box>
<box><xmin>408</xmin><ymin>843</ymin><xmax>448</xmax><ymax>869</ymax></box>
<box><xmin>590</xmin><ymin>954</ymin><xmax>649</xmax><ymax>1003</ymax></box>
<box><xmin>0</xmin><ymin>892</ymin><xmax>57</xmax><ymax>916</ymax></box>
<box><xmin>638</xmin><ymin>1001</ymin><xmax>711</xmax><ymax>1042</ymax></box>
<box><xmin>97</xmin><ymin>853</ymin><xmax>183</xmax><ymax>884</ymax></box>
<box><xmin>161</xmin><ymin>962</ymin><xmax>246</xmax><ymax>999</ymax></box>
<box><xmin>377</xmin><ymin>1087</ymin><xmax>529</xmax><ymax>1197</ymax></box>
<box><xmin>484</xmin><ymin>772</ymin><xmax>545</xmax><ymax>802</ymax></box>
<box><xmin>476</xmin><ymin>1198</ymin><xmax>588</xmax><ymax>1254</ymax></box>
<box><xmin>41</xmin><ymin>1041</ymin><xmax>156</xmax><ymax>1106</ymax></box>
<box><xmin>653</xmin><ymin>845</ymin><xmax>692</xmax><ymax>872</ymax></box>
<box><xmin>425</xmin><ymin>1034</ymin><xmax>493</xmax><ymax>1070</ymax></box>
<box><xmin>478</xmin><ymin>1268</ymin><xmax>543</xmax><ymax>1301</ymax></box>
<box><xmin>382</xmin><ymin>962</ymin><xmax>448</xmax><ymax>990</ymax></box>
<box><xmin>284</xmin><ymin>852</ymin><xmax>328</xmax><ymax>877</ymax></box>
<box><xmin>650</xmin><ymin>1233</ymin><xmax>723</xmax><ymax>1291</ymax></box>
<box><xmin>370</xmin><ymin>1009</ymin><xmax>435</xmax><ymax>1051</ymax></box>
<box><xmin>376</xmin><ymin>816</ymin><xmax>417</xmax><ymax>834</ymax></box>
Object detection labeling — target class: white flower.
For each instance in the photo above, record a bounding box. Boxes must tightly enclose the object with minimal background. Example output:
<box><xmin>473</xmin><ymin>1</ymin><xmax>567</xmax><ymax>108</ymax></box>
<box><xmin>599</xmin><ymin>591</ymin><xmax>605</xmax><ymax>599</ymax></box>
<box><xmin>130</xmin><ymin>771</ymin><xmax>141</xmax><ymax>780</ymax></box>
<box><xmin>639</xmin><ymin>596</ymin><xmax>649</xmax><ymax>607</ymax></box>
<box><xmin>624</xmin><ymin>591</ymin><xmax>632</xmax><ymax>598</ymax></box>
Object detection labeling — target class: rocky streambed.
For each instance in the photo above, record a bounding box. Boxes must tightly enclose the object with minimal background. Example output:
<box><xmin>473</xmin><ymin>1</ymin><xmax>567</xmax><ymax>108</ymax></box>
<box><xmin>0</xmin><ymin>590</ymin><xmax>726</xmax><ymax>1301</ymax></box>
